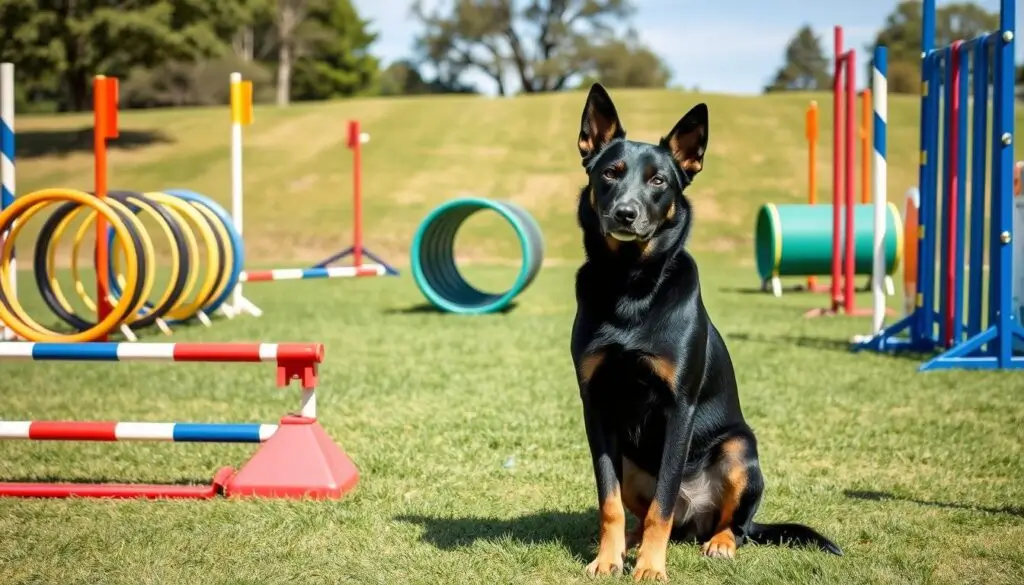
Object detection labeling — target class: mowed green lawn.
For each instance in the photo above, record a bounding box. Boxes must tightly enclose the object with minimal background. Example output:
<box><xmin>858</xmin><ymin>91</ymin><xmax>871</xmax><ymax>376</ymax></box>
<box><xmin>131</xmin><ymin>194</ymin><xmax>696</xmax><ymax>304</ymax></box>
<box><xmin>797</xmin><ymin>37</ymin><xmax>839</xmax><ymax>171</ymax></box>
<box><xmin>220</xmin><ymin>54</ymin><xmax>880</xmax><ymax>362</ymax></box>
<box><xmin>1</xmin><ymin>87</ymin><xmax>1023</xmax><ymax>584</ymax></box>
<box><xmin>1</xmin><ymin>261</ymin><xmax>1022</xmax><ymax>585</ymax></box>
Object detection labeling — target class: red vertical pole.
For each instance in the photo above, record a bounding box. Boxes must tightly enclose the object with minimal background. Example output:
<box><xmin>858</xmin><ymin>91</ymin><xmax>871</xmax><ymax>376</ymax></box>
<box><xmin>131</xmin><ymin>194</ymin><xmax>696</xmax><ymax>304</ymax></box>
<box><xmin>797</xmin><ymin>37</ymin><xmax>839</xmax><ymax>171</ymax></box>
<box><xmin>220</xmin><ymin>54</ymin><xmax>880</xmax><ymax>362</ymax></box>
<box><xmin>831</xmin><ymin>26</ymin><xmax>843</xmax><ymax>313</ymax></box>
<box><xmin>945</xmin><ymin>44</ymin><xmax>961</xmax><ymax>348</ymax></box>
<box><xmin>349</xmin><ymin>120</ymin><xmax>363</xmax><ymax>268</ymax></box>
<box><xmin>94</xmin><ymin>77</ymin><xmax>112</xmax><ymax>339</ymax></box>
<box><xmin>844</xmin><ymin>50</ymin><xmax>856</xmax><ymax>315</ymax></box>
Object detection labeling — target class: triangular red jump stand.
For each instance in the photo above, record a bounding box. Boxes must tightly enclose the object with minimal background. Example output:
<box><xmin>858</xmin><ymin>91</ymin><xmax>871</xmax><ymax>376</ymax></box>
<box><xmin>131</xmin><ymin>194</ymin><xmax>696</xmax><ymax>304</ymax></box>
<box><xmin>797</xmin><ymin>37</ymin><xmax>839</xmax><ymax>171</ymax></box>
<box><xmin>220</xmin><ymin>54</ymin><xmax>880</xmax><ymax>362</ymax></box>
<box><xmin>224</xmin><ymin>415</ymin><xmax>359</xmax><ymax>499</ymax></box>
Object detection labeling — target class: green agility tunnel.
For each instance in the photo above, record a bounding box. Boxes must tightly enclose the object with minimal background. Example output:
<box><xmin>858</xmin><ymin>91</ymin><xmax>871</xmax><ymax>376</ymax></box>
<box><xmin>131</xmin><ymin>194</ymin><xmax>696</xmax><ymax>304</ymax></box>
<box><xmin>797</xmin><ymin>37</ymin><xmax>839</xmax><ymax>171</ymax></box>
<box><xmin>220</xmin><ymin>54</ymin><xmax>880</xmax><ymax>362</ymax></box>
<box><xmin>411</xmin><ymin>197</ymin><xmax>544</xmax><ymax>314</ymax></box>
<box><xmin>754</xmin><ymin>203</ymin><xmax>904</xmax><ymax>281</ymax></box>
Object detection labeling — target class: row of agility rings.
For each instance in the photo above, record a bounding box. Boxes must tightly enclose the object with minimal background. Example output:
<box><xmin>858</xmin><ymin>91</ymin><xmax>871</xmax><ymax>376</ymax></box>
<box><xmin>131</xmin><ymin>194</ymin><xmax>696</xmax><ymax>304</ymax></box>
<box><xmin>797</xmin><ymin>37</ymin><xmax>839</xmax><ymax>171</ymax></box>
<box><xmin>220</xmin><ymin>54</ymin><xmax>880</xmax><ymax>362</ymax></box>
<box><xmin>0</xmin><ymin>188</ymin><xmax>243</xmax><ymax>342</ymax></box>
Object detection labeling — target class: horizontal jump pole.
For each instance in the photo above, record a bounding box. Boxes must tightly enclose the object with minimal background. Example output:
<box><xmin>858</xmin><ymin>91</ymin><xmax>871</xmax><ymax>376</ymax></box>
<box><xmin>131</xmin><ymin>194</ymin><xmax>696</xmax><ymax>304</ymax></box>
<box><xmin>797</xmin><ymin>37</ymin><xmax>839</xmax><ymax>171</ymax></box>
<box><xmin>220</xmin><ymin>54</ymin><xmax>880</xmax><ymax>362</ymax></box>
<box><xmin>0</xmin><ymin>421</ymin><xmax>277</xmax><ymax>442</ymax></box>
<box><xmin>0</xmin><ymin>342</ymin><xmax>323</xmax><ymax>363</ymax></box>
<box><xmin>0</xmin><ymin>467</ymin><xmax>236</xmax><ymax>499</ymax></box>
<box><xmin>240</xmin><ymin>265</ymin><xmax>387</xmax><ymax>282</ymax></box>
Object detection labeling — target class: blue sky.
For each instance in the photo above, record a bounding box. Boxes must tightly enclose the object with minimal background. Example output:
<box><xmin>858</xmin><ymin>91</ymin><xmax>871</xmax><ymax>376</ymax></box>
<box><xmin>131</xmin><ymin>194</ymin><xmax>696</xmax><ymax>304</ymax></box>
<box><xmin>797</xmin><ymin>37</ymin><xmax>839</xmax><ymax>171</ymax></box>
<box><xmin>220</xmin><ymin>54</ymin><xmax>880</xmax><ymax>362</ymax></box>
<box><xmin>351</xmin><ymin>0</ymin><xmax>1022</xmax><ymax>96</ymax></box>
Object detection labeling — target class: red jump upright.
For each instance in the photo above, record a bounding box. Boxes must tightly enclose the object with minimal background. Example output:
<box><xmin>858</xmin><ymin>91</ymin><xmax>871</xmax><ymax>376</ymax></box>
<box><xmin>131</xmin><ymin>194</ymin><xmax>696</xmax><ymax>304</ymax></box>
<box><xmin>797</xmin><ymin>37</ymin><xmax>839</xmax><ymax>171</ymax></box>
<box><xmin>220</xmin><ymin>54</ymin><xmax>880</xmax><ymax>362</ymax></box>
<box><xmin>806</xmin><ymin>25</ymin><xmax>872</xmax><ymax>318</ymax></box>
<box><xmin>0</xmin><ymin>342</ymin><xmax>359</xmax><ymax>500</ymax></box>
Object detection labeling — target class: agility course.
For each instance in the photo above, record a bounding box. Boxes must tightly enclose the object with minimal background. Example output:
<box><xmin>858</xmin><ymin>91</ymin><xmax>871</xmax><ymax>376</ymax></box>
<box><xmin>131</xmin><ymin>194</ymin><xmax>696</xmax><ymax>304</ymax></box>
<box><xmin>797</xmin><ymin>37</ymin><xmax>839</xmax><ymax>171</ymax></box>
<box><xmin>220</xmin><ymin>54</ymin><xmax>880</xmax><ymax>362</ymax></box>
<box><xmin>410</xmin><ymin>196</ymin><xmax>544</xmax><ymax>314</ymax></box>
<box><xmin>0</xmin><ymin>68</ymin><xmax>248</xmax><ymax>342</ymax></box>
<box><xmin>0</xmin><ymin>341</ymin><xmax>358</xmax><ymax>499</ymax></box>
<box><xmin>0</xmin><ymin>68</ymin><xmax>405</xmax><ymax>341</ymax></box>
<box><xmin>853</xmin><ymin>0</ymin><xmax>1022</xmax><ymax>370</ymax></box>
<box><xmin>224</xmin><ymin>73</ymin><xmax>398</xmax><ymax>319</ymax></box>
<box><xmin>756</xmin><ymin>25</ymin><xmax>901</xmax><ymax>312</ymax></box>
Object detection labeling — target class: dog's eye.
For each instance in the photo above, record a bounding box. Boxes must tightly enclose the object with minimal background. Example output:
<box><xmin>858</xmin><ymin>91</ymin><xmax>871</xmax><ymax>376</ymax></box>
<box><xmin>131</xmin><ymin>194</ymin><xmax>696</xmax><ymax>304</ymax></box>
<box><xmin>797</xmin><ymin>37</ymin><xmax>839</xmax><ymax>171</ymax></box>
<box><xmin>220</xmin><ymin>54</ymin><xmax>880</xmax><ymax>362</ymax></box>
<box><xmin>602</xmin><ymin>168</ymin><xmax>617</xmax><ymax>180</ymax></box>
<box><xmin>650</xmin><ymin>176</ymin><xmax>665</xmax><ymax>186</ymax></box>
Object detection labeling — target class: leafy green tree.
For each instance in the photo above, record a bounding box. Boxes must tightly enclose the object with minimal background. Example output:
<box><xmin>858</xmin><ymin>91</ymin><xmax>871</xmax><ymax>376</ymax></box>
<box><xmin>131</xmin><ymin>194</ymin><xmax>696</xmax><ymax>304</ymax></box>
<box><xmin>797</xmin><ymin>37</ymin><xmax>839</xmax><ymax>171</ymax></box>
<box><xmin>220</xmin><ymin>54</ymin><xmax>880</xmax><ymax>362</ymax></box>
<box><xmin>410</xmin><ymin>0</ymin><xmax>643</xmax><ymax>96</ymax></box>
<box><xmin>763</xmin><ymin>25</ymin><xmax>831</xmax><ymax>93</ymax></box>
<box><xmin>578</xmin><ymin>33</ymin><xmax>671</xmax><ymax>89</ymax></box>
<box><xmin>378</xmin><ymin>59</ymin><xmax>476</xmax><ymax>96</ymax></box>
<box><xmin>289</xmin><ymin>0</ymin><xmax>379</xmax><ymax>101</ymax></box>
<box><xmin>0</xmin><ymin>0</ymin><xmax>253</xmax><ymax>111</ymax></box>
<box><xmin>249</xmin><ymin>0</ymin><xmax>379</xmax><ymax>104</ymax></box>
<box><xmin>865</xmin><ymin>0</ymin><xmax>999</xmax><ymax>94</ymax></box>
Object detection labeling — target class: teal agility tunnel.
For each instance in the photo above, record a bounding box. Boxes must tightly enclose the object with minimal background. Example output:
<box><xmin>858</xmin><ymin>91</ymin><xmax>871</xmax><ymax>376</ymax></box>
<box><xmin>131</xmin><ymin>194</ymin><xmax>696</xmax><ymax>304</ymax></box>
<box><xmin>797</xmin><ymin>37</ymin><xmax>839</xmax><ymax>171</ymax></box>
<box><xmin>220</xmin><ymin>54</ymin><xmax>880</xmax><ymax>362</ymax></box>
<box><xmin>411</xmin><ymin>197</ymin><xmax>544</xmax><ymax>314</ymax></box>
<box><xmin>754</xmin><ymin>203</ymin><xmax>904</xmax><ymax>282</ymax></box>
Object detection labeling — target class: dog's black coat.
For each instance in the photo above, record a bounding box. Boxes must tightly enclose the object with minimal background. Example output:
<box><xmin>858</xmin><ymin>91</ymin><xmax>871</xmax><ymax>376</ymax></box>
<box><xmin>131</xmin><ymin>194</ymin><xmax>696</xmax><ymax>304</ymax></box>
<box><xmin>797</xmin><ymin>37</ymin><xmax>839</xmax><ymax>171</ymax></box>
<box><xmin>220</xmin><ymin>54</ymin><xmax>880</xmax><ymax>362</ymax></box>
<box><xmin>569</xmin><ymin>84</ymin><xmax>841</xmax><ymax>581</ymax></box>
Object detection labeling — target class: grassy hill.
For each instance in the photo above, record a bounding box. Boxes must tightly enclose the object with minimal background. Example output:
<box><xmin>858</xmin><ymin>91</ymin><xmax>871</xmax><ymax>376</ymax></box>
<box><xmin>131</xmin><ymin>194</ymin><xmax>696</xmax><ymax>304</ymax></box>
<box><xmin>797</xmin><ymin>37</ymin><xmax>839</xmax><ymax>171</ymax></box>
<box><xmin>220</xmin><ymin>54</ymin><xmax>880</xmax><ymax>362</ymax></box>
<box><xmin>15</xmin><ymin>88</ymin><xmax>1019</xmax><ymax>271</ymax></box>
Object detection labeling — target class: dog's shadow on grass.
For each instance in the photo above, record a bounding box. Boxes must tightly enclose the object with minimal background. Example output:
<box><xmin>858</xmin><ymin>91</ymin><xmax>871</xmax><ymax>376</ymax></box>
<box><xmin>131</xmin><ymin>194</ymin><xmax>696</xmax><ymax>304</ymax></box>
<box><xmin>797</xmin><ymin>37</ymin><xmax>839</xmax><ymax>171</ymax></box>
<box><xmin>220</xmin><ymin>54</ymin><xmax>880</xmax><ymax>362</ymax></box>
<box><xmin>727</xmin><ymin>331</ymin><xmax>933</xmax><ymax>363</ymax></box>
<box><xmin>384</xmin><ymin>302</ymin><xmax>519</xmax><ymax>316</ymax></box>
<box><xmin>395</xmin><ymin>510</ymin><xmax>596</xmax><ymax>560</ymax></box>
<box><xmin>845</xmin><ymin>489</ymin><xmax>1024</xmax><ymax>518</ymax></box>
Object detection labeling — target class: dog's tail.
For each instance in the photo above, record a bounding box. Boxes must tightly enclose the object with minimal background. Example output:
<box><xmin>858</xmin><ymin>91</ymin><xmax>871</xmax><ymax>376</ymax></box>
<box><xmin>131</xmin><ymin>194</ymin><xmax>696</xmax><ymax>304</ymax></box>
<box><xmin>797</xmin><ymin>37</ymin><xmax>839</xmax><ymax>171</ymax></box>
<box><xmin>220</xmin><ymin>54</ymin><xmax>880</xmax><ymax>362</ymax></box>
<box><xmin>746</xmin><ymin>522</ymin><xmax>843</xmax><ymax>556</ymax></box>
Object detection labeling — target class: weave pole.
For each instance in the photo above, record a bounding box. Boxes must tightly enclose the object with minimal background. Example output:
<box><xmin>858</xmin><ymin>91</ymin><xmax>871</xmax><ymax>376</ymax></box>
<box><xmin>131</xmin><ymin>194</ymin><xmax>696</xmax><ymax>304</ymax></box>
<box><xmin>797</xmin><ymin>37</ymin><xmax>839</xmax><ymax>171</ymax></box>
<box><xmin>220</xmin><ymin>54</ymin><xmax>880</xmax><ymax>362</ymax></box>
<box><xmin>227</xmin><ymin>73</ymin><xmax>261</xmax><ymax>318</ymax></box>
<box><xmin>93</xmin><ymin>75</ymin><xmax>119</xmax><ymax>341</ymax></box>
<box><xmin>852</xmin><ymin>0</ymin><xmax>1023</xmax><ymax>370</ymax></box>
<box><xmin>870</xmin><ymin>46</ymin><xmax>889</xmax><ymax>333</ymax></box>
<box><xmin>803</xmin><ymin>101</ymin><xmax>828</xmax><ymax>294</ymax></box>
<box><xmin>0</xmin><ymin>63</ymin><xmax>15</xmax><ymax>341</ymax></box>
<box><xmin>806</xmin><ymin>25</ymin><xmax>864</xmax><ymax>317</ymax></box>
<box><xmin>0</xmin><ymin>341</ymin><xmax>361</xmax><ymax>499</ymax></box>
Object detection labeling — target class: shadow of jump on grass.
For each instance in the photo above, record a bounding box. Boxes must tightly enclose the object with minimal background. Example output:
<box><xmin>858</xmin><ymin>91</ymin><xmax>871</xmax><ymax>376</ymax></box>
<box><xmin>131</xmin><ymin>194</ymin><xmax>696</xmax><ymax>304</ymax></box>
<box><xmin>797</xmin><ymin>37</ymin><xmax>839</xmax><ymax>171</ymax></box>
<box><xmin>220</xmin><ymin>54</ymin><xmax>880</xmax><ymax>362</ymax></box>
<box><xmin>845</xmin><ymin>489</ymin><xmax>1024</xmax><ymax>518</ymax></box>
<box><xmin>383</xmin><ymin>302</ymin><xmax>519</xmax><ymax>316</ymax></box>
<box><xmin>394</xmin><ymin>509</ymin><xmax>597</xmax><ymax>560</ymax></box>
<box><xmin>15</xmin><ymin>128</ymin><xmax>174</xmax><ymax>159</ymax></box>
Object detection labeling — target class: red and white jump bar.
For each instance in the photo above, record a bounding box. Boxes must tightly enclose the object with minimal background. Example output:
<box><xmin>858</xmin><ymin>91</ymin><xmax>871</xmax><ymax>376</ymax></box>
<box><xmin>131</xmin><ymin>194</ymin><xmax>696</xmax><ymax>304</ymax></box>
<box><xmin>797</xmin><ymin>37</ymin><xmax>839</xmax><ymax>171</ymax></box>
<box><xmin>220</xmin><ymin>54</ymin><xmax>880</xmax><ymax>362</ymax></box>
<box><xmin>0</xmin><ymin>341</ymin><xmax>324</xmax><ymax>393</ymax></box>
<box><xmin>239</xmin><ymin>265</ymin><xmax>387</xmax><ymax>283</ymax></box>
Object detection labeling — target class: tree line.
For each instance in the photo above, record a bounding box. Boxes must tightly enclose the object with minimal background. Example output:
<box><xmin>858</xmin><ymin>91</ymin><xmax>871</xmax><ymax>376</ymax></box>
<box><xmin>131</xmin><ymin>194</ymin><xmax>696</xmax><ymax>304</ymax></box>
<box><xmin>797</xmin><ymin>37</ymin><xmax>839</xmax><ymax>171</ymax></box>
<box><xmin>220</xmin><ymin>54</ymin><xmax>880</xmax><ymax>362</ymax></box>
<box><xmin>764</xmin><ymin>0</ymin><xmax>1023</xmax><ymax>96</ymax></box>
<box><xmin>0</xmin><ymin>0</ymin><xmax>672</xmax><ymax>112</ymax></box>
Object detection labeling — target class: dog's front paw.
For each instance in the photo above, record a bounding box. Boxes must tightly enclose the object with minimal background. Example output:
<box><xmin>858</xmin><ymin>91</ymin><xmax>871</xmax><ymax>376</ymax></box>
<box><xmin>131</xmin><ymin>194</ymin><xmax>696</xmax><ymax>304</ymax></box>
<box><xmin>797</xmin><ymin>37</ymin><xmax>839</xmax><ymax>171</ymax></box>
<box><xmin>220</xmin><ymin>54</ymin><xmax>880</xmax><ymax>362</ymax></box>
<box><xmin>631</xmin><ymin>552</ymin><xmax>668</xmax><ymax>582</ymax></box>
<box><xmin>700</xmin><ymin>530</ymin><xmax>736</xmax><ymax>559</ymax></box>
<box><xmin>585</xmin><ymin>555</ymin><xmax>623</xmax><ymax>577</ymax></box>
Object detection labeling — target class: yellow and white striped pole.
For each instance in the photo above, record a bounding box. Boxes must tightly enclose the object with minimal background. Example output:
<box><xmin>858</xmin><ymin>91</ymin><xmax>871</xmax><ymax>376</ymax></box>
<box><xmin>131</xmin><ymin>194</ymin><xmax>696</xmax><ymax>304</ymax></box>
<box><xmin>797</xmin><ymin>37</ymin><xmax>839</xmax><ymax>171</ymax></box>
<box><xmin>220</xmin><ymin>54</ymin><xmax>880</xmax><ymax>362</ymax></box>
<box><xmin>227</xmin><ymin>72</ymin><xmax>260</xmax><ymax>318</ymax></box>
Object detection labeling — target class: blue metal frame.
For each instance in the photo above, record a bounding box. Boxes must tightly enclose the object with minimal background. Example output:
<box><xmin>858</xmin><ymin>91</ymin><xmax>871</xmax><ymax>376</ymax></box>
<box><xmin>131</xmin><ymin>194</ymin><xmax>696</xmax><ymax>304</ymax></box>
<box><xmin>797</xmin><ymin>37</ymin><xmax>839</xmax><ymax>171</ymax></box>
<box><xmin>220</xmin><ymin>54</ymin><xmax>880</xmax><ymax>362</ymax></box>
<box><xmin>852</xmin><ymin>0</ymin><xmax>1023</xmax><ymax>370</ymax></box>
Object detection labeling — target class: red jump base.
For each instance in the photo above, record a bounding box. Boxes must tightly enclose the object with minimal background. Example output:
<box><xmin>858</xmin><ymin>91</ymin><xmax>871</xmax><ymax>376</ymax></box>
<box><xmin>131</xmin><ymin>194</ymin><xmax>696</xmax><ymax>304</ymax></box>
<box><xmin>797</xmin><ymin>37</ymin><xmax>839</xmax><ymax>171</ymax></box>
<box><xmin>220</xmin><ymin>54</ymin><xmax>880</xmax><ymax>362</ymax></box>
<box><xmin>0</xmin><ymin>418</ymin><xmax>359</xmax><ymax>501</ymax></box>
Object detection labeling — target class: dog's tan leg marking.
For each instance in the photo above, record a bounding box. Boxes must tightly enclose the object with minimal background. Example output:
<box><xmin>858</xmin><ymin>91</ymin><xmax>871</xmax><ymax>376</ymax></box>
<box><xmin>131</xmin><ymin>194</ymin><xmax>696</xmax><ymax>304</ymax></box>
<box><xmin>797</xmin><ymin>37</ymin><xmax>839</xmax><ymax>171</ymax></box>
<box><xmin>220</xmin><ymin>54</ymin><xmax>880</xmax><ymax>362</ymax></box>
<box><xmin>700</xmin><ymin>438</ymin><xmax>747</xmax><ymax>560</ymax></box>
<box><xmin>643</xmin><ymin>355</ymin><xmax>677</xmax><ymax>393</ymax></box>
<box><xmin>633</xmin><ymin>498</ymin><xmax>673</xmax><ymax>581</ymax></box>
<box><xmin>579</xmin><ymin>351</ymin><xmax>605</xmax><ymax>386</ymax></box>
<box><xmin>586</xmin><ymin>486</ymin><xmax>627</xmax><ymax>577</ymax></box>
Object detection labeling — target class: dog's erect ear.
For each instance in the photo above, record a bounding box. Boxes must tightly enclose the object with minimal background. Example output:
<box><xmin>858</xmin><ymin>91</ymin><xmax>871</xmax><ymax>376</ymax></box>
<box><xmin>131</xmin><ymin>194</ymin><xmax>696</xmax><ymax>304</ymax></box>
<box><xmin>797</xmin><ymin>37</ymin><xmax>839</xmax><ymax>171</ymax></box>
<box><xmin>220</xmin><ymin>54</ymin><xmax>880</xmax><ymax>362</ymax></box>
<box><xmin>660</xmin><ymin>103</ymin><xmax>709</xmax><ymax>175</ymax></box>
<box><xmin>578</xmin><ymin>83</ymin><xmax>625</xmax><ymax>164</ymax></box>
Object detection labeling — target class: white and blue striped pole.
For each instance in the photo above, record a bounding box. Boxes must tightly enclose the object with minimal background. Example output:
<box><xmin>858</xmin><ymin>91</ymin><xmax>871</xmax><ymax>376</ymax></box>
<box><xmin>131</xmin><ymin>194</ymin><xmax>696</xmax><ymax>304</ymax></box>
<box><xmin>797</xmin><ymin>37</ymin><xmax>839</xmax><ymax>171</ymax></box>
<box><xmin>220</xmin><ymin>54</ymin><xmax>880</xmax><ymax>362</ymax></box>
<box><xmin>871</xmin><ymin>46</ymin><xmax>888</xmax><ymax>333</ymax></box>
<box><xmin>0</xmin><ymin>63</ymin><xmax>16</xmax><ymax>341</ymax></box>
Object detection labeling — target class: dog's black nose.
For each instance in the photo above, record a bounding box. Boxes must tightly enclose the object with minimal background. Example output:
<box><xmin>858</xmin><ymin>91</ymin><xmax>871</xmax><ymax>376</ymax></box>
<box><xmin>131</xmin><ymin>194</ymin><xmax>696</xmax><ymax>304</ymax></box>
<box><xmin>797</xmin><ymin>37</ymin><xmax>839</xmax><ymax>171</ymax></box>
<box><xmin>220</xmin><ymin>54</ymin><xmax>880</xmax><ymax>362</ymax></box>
<box><xmin>613</xmin><ymin>204</ymin><xmax>639</xmax><ymax>224</ymax></box>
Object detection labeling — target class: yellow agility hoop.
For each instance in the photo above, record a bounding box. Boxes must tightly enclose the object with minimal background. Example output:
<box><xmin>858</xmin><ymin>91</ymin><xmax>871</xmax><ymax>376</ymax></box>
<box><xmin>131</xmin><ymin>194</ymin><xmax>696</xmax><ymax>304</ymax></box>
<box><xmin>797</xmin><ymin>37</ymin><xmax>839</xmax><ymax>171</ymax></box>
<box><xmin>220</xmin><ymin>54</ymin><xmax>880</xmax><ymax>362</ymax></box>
<box><xmin>187</xmin><ymin>197</ymin><xmax>238</xmax><ymax>311</ymax></box>
<box><xmin>68</xmin><ymin>197</ymin><xmax>155</xmax><ymax>324</ymax></box>
<box><xmin>0</xmin><ymin>188</ymin><xmax>140</xmax><ymax>342</ymax></box>
<box><xmin>142</xmin><ymin>191</ymin><xmax>220</xmax><ymax>322</ymax></box>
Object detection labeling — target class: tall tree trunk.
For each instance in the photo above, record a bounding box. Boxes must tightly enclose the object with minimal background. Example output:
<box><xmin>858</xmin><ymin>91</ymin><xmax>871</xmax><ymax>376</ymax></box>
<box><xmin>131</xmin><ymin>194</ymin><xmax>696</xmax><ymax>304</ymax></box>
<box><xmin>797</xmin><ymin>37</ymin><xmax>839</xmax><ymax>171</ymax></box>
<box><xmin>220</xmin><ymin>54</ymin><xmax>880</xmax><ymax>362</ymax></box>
<box><xmin>234</xmin><ymin>26</ymin><xmax>254</xmax><ymax>62</ymax></box>
<box><xmin>276</xmin><ymin>42</ymin><xmax>292</xmax><ymax>106</ymax></box>
<box><xmin>64</xmin><ymin>69</ymin><xmax>88</xmax><ymax>112</ymax></box>
<box><xmin>275</xmin><ymin>0</ymin><xmax>302</xmax><ymax>107</ymax></box>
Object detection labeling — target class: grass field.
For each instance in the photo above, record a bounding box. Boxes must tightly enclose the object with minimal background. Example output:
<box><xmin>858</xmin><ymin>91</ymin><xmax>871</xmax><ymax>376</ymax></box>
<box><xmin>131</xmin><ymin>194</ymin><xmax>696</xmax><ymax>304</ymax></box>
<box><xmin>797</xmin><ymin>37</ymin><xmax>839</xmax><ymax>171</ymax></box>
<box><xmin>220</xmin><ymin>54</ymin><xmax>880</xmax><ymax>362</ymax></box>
<box><xmin>1</xmin><ymin>88</ymin><xmax>1024</xmax><ymax>584</ymax></box>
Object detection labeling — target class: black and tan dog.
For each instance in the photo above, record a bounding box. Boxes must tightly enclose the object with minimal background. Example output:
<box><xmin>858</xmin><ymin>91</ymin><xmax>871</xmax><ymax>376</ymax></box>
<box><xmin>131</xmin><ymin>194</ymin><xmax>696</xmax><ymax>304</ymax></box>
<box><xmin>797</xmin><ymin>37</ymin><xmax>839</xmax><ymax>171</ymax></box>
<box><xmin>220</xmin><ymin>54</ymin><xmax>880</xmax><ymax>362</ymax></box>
<box><xmin>570</xmin><ymin>83</ymin><xmax>842</xmax><ymax>582</ymax></box>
